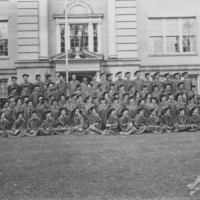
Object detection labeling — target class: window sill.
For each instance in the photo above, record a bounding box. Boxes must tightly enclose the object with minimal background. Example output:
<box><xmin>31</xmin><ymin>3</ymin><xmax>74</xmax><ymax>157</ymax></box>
<box><xmin>149</xmin><ymin>53</ymin><xmax>198</xmax><ymax>57</ymax></box>
<box><xmin>0</xmin><ymin>56</ymin><xmax>9</xmax><ymax>60</ymax></box>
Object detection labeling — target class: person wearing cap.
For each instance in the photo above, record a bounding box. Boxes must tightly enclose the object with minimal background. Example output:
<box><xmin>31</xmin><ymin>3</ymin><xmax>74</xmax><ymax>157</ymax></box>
<box><xmin>182</xmin><ymin>72</ymin><xmax>193</xmax><ymax>93</ymax></box>
<box><xmin>13</xmin><ymin>98</ymin><xmax>24</xmax><ymax>122</ymax></box>
<box><xmin>90</xmin><ymin>74</ymin><xmax>99</xmax><ymax>92</ymax></box>
<box><xmin>151</xmin><ymin>85</ymin><xmax>160</xmax><ymax>103</ymax></box>
<box><xmin>97</xmin><ymin>97</ymin><xmax>109</xmax><ymax>129</ymax></box>
<box><xmin>132</xmin><ymin>70</ymin><xmax>144</xmax><ymax>91</ymax></box>
<box><xmin>56</xmin><ymin>73</ymin><xmax>68</xmax><ymax>99</ymax></box>
<box><xmin>149</xmin><ymin>97</ymin><xmax>159</xmax><ymax>116</ymax></box>
<box><xmin>107</xmin><ymin>73</ymin><xmax>114</xmax><ymax>87</ymax></box>
<box><xmin>163</xmin><ymin>73</ymin><xmax>172</xmax><ymax>87</ymax></box>
<box><xmin>160</xmin><ymin>108</ymin><xmax>178</xmax><ymax>133</ymax></box>
<box><xmin>102</xmin><ymin>91</ymin><xmax>111</xmax><ymax>106</ymax></box>
<box><xmin>9</xmin><ymin>88</ymin><xmax>19</xmax><ymax>101</ymax></box>
<box><xmin>34</xmin><ymin>74</ymin><xmax>45</xmax><ymax>95</ymax></box>
<box><xmin>124</xmin><ymin>72</ymin><xmax>133</xmax><ymax>92</ymax></box>
<box><xmin>153</xmin><ymin>72</ymin><xmax>163</xmax><ymax>90</ymax></box>
<box><xmin>110</xmin><ymin>97</ymin><xmax>122</xmax><ymax>117</ymax></box>
<box><xmin>167</xmin><ymin>93</ymin><xmax>176</xmax><ymax>118</ymax></box>
<box><xmin>85</xmin><ymin>106</ymin><xmax>103</xmax><ymax>135</ymax></box>
<box><xmin>175</xmin><ymin>93</ymin><xmax>186</xmax><ymax>117</ymax></box>
<box><xmin>143</xmin><ymin>73</ymin><xmax>153</xmax><ymax>93</ymax></box>
<box><xmin>82</xmin><ymin>82</ymin><xmax>94</xmax><ymax>101</ymax></box>
<box><xmin>68</xmin><ymin>73</ymin><xmax>80</xmax><ymax>96</ymax></box>
<box><xmin>172</xmin><ymin>73</ymin><xmax>180</xmax><ymax>92</ymax></box>
<box><xmin>119</xmin><ymin>108</ymin><xmax>137</xmax><ymax>135</ymax></box>
<box><xmin>11</xmin><ymin>112</ymin><xmax>27</xmax><ymax>137</ymax></box>
<box><xmin>185</xmin><ymin>95</ymin><xmax>196</xmax><ymax>116</ymax></box>
<box><xmin>2</xmin><ymin>101</ymin><xmax>13</xmax><ymax>126</ymax></box>
<box><xmin>80</xmin><ymin>76</ymin><xmax>88</xmax><ymax>93</ymax></box>
<box><xmin>22</xmin><ymin>96</ymin><xmax>29</xmax><ymax>109</ymax></box>
<box><xmin>21</xmin><ymin>84</ymin><xmax>30</xmax><ymax>99</ymax></box>
<box><xmin>36</xmin><ymin>95</ymin><xmax>44</xmax><ymax>120</ymax></box>
<box><xmin>99</xmin><ymin>72</ymin><xmax>109</xmax><ymax>91</ymax></box>
<box><xmin>127</xmin><ymin>94</ymin><xmax>138</xmax><ymax>120</ymax></box>
<box><xmin>188</xmin><ymin>106</ymin><xmax>200</xmax><ymax>131</ymax></box>
<box><xmin>44</xmin><ymin>74</ymin><xmax>54</xmax><ymax>91</ymax></box>
<box><xmin>176</xmin><ymin>108</ymin><xmax>191</xmax><ymax>132</ymax></box>
<box><xmin>138</xmin><ymin>98</ymin><xmax>149</xmax><ymax>117</ymax></box>
<box><xmin>71</xmin><ymin>108</ymin><xmax>84</xmax><ymax>134</ymax></box>
<box><xmin>38</xmin><ymin>111</ymin><xmax>57</xmax><ymax>136</ymax></box>
<box><xmin>84</xmin><ymin>96</ymin><xmax>94</xmax><ymax>115</ymax></box>
<box><xmin>30</xmin><ymin>84</ymin><xmax>42</xmax><ymax>108</ymax></box>
<box><xmin>44</xmin><ymin>82</ymin><xmax>58</xmax><ymax>100</ymax></box>
<box><xmin>0</xmin><ymin>112</ymin><xmax>11</xmax><ymax>137</ymax></box>
<box><xmin>58</xmin><ymin>94</ymin><xmax>66</xmax><ymax>109</ymax></box>
<box><xmin>148</xmin><ymin>108</ymin><xmax>164</xmax><ymax>134</ymax></box>
<box><xmin>134</xmin><ymin>108</ymin><xmax>150</xmax><ymax>135</ymax></box>
<box><xmin>8</xmin><ymin>95</ymin><xmax>16</xmax><ymax>111</ymax></box>
<box><xmin>120</xmin><ymin>92</ymin><xmax>129</xmax><ymax>109</ymax></box>
<box><xmin>93</xmin><ymin>82</ymin><xmax>103</xmax><ymax>101</ymax></box>
<box><xmin>56</xmin><ymin>108</ymin><xmax>72</xmax><ymax>135</ymax></box>
<box><xmin>115</xmin><ymin>71</ymin><xmax>125</xmax><ymax>91</ymax></box>
<box><xmin>21</xmin><ymin>74</ymin><xmax>33</xmax><ymax>96</ymax></box>
<box><xmin>7</xmin><ymin>76</ymin><xmax>21</xmax><ymax>97</ymax></box>
<box><xmin>24</xmin><ymin>100</ymin><xmax>35</xmax><ymax>121</ymax></box>
<box><xmin>50</xmin><ymin>99</ymin><xmax>60</xmax><ymax>121</ymax></box>
<box><xmin>174</xmin><ymin>82</ymin><xmax>186</xmax><ymax>97</ymax></box>
<box><xmin>118</xmin><ymin>84</ymin><xmax>126</xmax><ymax>101</ymax></box>
<box><xmin>140</xmin><ymin>84</ymin><xmax>149</xmax><ymax>99</ymax></box>
<box><xmin>104</xmin><ymin>108</ymin><xmax>119</xmax><ymax>135</ymax></box>
<box><xmin>27</xmin><ymin>110</ymin><xmax>42</xmax><ymax>137</ymax></box>
<box><xmin>108</xmin><ymin>83</ymin><xmax>116</xmax><ymax>100</ymax></box>
<box><xmin>188</xmin><ymin>84</ymin><xmax>199</xmax><ymax>100</ymax></box>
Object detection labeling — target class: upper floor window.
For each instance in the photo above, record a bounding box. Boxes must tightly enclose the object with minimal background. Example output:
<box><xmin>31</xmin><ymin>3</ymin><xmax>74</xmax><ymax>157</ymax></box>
<box><xmin>60</xmin><ymin>23</ymin><xmax>99</xmax><ymax>53</ymax></box>
<box><xmin>0</xmin><ymin>21</ymin><xmax>8</xmax><ymax>56</ymax></box>
<box><xmin>149</xmin><ymin>17</ymin><xmax>196</xmax><ymax>55</ymax></box>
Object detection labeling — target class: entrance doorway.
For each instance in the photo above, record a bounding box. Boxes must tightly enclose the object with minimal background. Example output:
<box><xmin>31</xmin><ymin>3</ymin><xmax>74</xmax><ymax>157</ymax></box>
<box><xmin>68</xmin><ymin>71</ymin><xmax>97</xmax><ymax>82</ymax></box>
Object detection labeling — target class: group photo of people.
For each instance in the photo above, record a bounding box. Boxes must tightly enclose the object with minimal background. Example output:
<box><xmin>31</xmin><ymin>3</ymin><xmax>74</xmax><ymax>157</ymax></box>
<box><xmin>1</xmin><ymin>70</ymin><xmax>200</xmax><ymax>137</ymax></box>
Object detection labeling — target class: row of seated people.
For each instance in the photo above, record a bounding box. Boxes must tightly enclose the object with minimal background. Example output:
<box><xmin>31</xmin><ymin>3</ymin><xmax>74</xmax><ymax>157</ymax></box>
<box><xmin>1</xmin><ymin>95</ymin><xmax>200</xmax><ymax>137</ymax></box>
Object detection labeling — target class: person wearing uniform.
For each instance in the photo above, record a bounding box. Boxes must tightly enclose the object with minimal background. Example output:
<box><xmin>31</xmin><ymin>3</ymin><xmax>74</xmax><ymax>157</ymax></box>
<box><xmin>124</xmin><ymin>72</ymin><xmax>133</xmax><ymax>92</ymax></box>
<box><xmin>80</xmin><ymin>76</ymin><xmax>88</xmax><ymax>93</ymax></box>
<box><xmin>182</xmin><ymin>72</ymin><xmax>193</xmax><ymax>93</ymax></box>
<box><xmin>153</xmin><ymin>72</ymin><xmax>163</xmax><ymax>90</ymax></box>
<box><xmin>176</xmin><ymin>108</ymin><xmax>191</xmax><ymax>132</ymax></box>
<box><xmin>7</xmin><ymin>76</ymin><xmax>21</xmax><ymax>97</ymax></box>
<box><xmin>34</xmin><ymin>74</ymin><xmax>45</xmax><ymax>95</ymax></box>
<box><xmin>39</xmin><ymin>111</ymin><xmax>57</xmax><ymax>136</ymax></box>
<box><xmin>90</xmin><ymin>74</ymin><xmax>99</xmax><ymax>92</ymax></box>
<box><xmin>85</xmin><ymin>106</ymin><xmax>103</xmax><ymax>135</ymax></box>
<box><xmin>143</xmin><ymin>73</ymin><xmax>153</xmax><ymax>93</ymax></box>
<box><xmin>68</xmin><ymin>73</ymin><xmax>80</xmax><ymax>96</ymax></box>
<box><xmin>11</xmin><ymin>112</ymin><xmax>27</xmax><ymax>137</ymax></box>
<box><xmin>132</xmin><ymin>70</ymin><xmax>144</xmax><ymax>91</ymax></box>
<box><xmin>21</xmin><ymin>74</ymin><xmax>33</xmax><ymax>96</ymax></box>
<box><xmin>99</xmin><ymin>72</ymin><xmax>108</xmax><ymax>91</ymax></box>
<box><xmin>0</xmin><ymin>112</ymin><xmax>11</xmax><ymax>137</ymax></box>
<box><xmin>56</xmin><ymin>73</ymin><xmax>68</xmax><ymax>98</ymax></box>
<box><xmin>115</xmin><ymin>71</ymin><xmax>124</xmax><ymax>90</ymax></box>
<box><xmin>30</xmin><ymin>85</ymin><xmax>41</xmax><ymax>108</ymax></box>
<box><xmin>172</xmin><ymin>73</ymin><xmax>180</xmax><ymax>92</ymax></box>
<box><xmin>71</xmin><ymin>108</ymin><xmax>84</xmax><ymax>134</ymax></box>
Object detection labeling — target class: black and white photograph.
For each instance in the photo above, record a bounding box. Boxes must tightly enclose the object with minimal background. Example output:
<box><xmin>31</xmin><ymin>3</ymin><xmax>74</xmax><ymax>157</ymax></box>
<box><xmin>1</xmin><ymin>0</ymin><xmax>200</xmax><ymax>199</ymax></box>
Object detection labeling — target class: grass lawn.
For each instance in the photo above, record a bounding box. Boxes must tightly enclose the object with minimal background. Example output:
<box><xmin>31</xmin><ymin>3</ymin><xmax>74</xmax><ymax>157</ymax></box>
<box><xmin>1</xmin><ymin>133</ymin><xmax>200</xmax><ymax>200</ymax></box>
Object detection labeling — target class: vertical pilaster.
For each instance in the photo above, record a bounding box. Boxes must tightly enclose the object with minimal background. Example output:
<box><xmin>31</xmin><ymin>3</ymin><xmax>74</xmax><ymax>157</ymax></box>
<box><xmin>88</xmin><ymin>20</ymin><xmax>94</xmax><ymax>52</ymax></box>
<box><xmin>39</xmin><ymin>0</ymin><xmax>48</xmax><ymax>59</ymax></box>
<box><xmin>108</xmin><ymin>0</ymin><xmax>117</xmax><ymax>59</ymax></box>
<box><xmin>97</xmin><ymin>22</ymin><xmax>102</xmax><ymax>53</ymax></box>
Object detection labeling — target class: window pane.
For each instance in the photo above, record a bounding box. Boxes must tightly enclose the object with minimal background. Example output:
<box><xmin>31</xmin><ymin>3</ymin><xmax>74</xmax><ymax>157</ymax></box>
<box><xmin>149</xmin><ymin>19</ymin><xmax>163</xmax><ymax>36</ymax></box>
<box><xmin>165</xmin><ymin>19</ymin><xmax>179</xmax><ymax>35</ymax></box>
<box><xmin>93</xmin><ymin>24</ymin><xmax>98</xmax><ymax>52</ymax></box>
<box><xmin>149</xmin><ymin>37</ymin><xmax>163</xmax><ymax>54</ymax></box>
<box><xmin>183</xmin><ymin>36</ymin><xmax>196</xmax><ymax>52</ymax></box>
<box><xmin>166</xmin><ymin>36</ymin><xmax>179</xmax><ymax>53</ymax></box>
<box><xmin>182</xmin><ymin>18</ymin><xmax>196</xmax><ymax>35</ymax></box>
<box><xmin>0</xmin><ymin>39</ymin><xmax>8</xmax><ymax>56</ymax></box>
<box><xmin>0</xmin><ymin>80</ymin><xmax>8</xmax><ymax>98</ymax></box>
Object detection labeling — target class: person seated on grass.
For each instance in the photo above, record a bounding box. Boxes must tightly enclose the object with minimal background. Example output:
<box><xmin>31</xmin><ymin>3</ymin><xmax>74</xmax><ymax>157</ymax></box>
<box><xmin>188</xmin><ymin>106</ymin><xmax>200</xmax><ymax>132</ymax></box>
<box><xmin>119</xmin><ymin>108</ymin><xmax>137</xmax><ymax>135</ymax></box>
<box><xmin>176</xmin><ymin>108</ymin><xmax>191</xmax><ymax>132</ymax></box>
<box><xmin>148</xmin><ymin>108</ymin><xmax>164</xmax><ymax>134</ymax></box>
<box><xmin>71</xmin><ymin>108</ymin><xmax>84</xmax><ymax>134</ymax></box>
<box><xmin>134</xmin><ymin>108</ymin><xmax>151</xmax><ymax>134</ymax></box>
<box><xmin>0</xmin><ymin>112</ymin><xmax>11</xmax><ymax>137</ymax></box>
<box><xmin>104</xmin><ymin>108</ymin><xmax>119</xmax><ymax>135</ymax></box>
<box><xmin>10</xmin><ymin>112</ymin><xmax>27</xmax><ymax>137</ymax></box>
<box><xmin>27</xmin><ymin>110</ymin><xmax>42</xmax><ymax>137</ymax></box>
<box><xmin>160</xmin><ymin>108</ymin><xmax>178</xmax><ymax>133</ymax></box>
<box><xmin>2</xmin><ymin>101</ymin><xmax>13</xmax><ymax>127</ymax></box>
<box><xmin>39</xmin><ymin>111</ymin><xmax>56</xmax><ymax>136</ymax></box>
<box><xmin>85</xmin><ymin>106</ymin><xmax>103</xmax><ymax>135</ymax></box>
<box><xmin>56</xmin><ymin>108</ymin><xmax>71</xmax><ymax>135</ymax></box>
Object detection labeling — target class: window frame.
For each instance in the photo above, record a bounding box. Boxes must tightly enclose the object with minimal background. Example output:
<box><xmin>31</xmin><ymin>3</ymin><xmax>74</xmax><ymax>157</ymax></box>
<box><xmin>0</xmin><ymin>20</ymin><xmax>8</xmax><ymax>57</ymax></box>
<box><xmin>149</xmin><ymin>17</ymin><xmax>197</xmax><ymax>56</ymax></box>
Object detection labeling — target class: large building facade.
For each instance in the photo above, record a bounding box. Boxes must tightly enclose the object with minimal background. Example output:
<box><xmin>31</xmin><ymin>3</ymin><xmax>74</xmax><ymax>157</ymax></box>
<box><xmin>0</xmin><ymin>0</ymin><xmax>200</xmax><ymax>98</ymax></box>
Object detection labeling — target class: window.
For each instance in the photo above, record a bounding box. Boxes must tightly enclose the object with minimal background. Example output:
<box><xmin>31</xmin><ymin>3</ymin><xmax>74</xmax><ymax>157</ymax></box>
<box><xmin>0</xmin><ymin>21</ymin><xmax>8</xmax><ymax>56</ymax></box>
<box><xmin>149</xmin><ymin>18</ymin><xmax>196</xmax><ymax>55</ymax></box>
<box><xmin>93</xmin><ymin>24</ymin><xmax>98</xmax><ymax>52</ymax></box>
<box><xmin>60</xmin><ymin>23</ymin><xmax>100</xmax><ymax>53</ymax></box>
<box><xmin>0</xmin><ymin>79</ymin><xmax>8</xmax><ymax>98</ymax></box>
<box><xmin>70</xmin><ymin>24</ymin><xmax>88</xmax><ymax>51</ymax></box>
